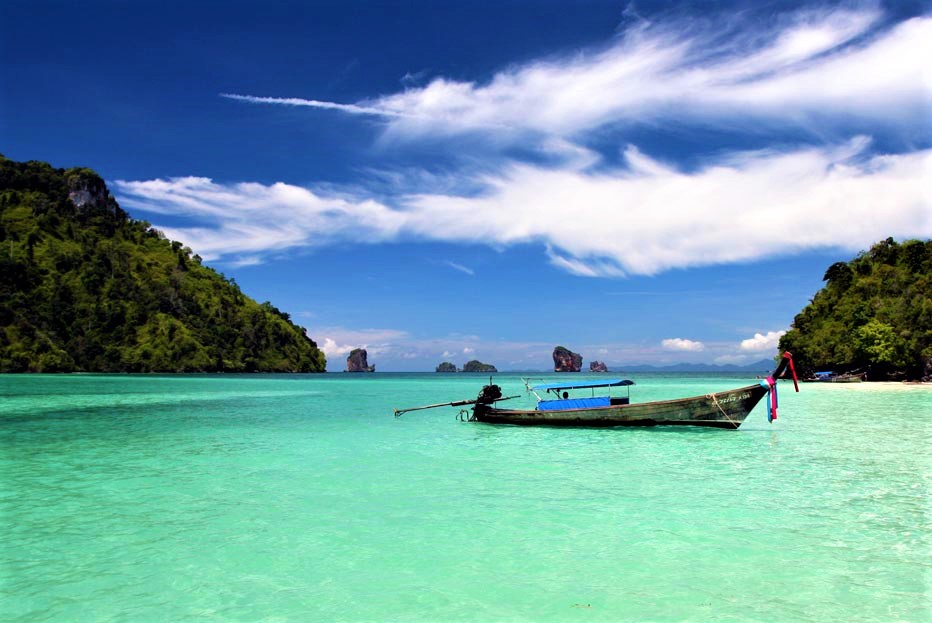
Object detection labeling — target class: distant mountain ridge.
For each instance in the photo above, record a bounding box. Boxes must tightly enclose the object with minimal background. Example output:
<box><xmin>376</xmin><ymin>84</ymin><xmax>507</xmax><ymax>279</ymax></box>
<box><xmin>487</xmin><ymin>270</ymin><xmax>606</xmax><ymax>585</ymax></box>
<box><xmin>614</xmin><ymin>359</ymin><xmax>776</xmax><ymax>373</ymax></box>
<box><xmin>0</xmin><ymin>156</ymin><xmax>326</xmax><ymax>372</ymax></box>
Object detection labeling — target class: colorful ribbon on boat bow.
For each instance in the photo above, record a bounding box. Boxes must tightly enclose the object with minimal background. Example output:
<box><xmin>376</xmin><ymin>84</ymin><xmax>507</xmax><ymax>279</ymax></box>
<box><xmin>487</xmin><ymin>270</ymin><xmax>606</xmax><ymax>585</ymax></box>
<box><xmin>760</xmin><ymin>376</ymin><xmax>778</xmax><ymax>422</ymax></box>
<box><xmin>760</xmin><ymin>353</ymin><xmax>799</xmax><ymax>423</ymax></box>
<box><xmin>783</xmin><ymin>351</ymin><xmax>799</xmax><ymax>393</ymax></box>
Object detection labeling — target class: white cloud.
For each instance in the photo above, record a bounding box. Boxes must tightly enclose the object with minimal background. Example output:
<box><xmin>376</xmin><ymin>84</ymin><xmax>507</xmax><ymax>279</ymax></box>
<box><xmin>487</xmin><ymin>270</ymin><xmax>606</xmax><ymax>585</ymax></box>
<box><xmin>462</xmin><ymin>347</ymin><xmax>475</xmax><ymax>355</ymax></box>
<box><xmin>219</xmin><ymin>93</ymin><xmax>408</xmax><ymax>118</ymax></box>
<box><xmin>402</xmin><ymin>141</ymin><xmax>932</xmax><ymax>276</ymax></box>
<box><xmin>119</xmin><ymin>8</ymin><xmax>932</xmax><ymax>279</ymax></box>
<box><xmin>320</xmin><ymin>338</ymin><xmax>356</xmax><ymax>359</ymax></box>
<box><xmin>740</xmin><ymin>330</ymin><xmax>787</xmax><ymax>352</ymax></box>
<box><xmin>227</xmin><ymin>255</ymin><xmax>263</xmax><ymax>267</ymax></box>
<box><xmin>222</xmin><ymin>9</ymin><xmax>930</xmax><ymax>140</ymax></box>
<box><xmin>112</xmin><ymin>176</ymin><xmax>405</xmax><ymax>261</ymax></box>
<box><xmin>662</xmin><ymin>338</ymin><xmax>705</xmax><ymax>352</ymax></box>
<box><xmin>316</xmin><ymin>328</ymin><xmax>409</xmax><ymax>366</ymax></box>
<box><xmin>444</xmin><ymin>260</ymin><xmax>474</xmax><ymax>275</ymax></box>
<box><xmin>115</xmin><ymin>141</ymin><xmax>932</xmax><ymax>276</ymax></box>
<box><xmin>546</xmin><ymin>247</ymin><xmax>627</xmax><ymax>278</ymax></box>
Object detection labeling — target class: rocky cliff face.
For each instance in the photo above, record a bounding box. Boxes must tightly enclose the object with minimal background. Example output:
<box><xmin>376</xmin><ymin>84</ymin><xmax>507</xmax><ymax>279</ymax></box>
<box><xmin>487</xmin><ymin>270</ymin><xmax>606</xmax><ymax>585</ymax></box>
<box><xmin>346</xmin><ymin>348</ymin><xmax>375</xmax><ymax>372</ymax></box>
<box><xmin>553</xmin><ymin>346</ymin><xmax>582</xmax><ymax>372</ymax></box>
<box><xmin>66</xmin><ymin>168</ymin><xmax>120</xmax><ymax>215</ymax></box>
<box><xmin>435</xmin><ymin>361</ymin><xmax>457</xmax><ymax>372</ymax></box>
<box><xmin>589</xmin><ymin>360</ymin><xmax>608</xmax><ymax>372</ymax></box>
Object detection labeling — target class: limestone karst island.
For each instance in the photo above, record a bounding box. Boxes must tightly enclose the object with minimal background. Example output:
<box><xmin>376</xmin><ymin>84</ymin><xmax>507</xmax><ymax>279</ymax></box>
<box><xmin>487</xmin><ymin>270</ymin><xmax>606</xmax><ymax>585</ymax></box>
<box><xmin>553</xmin><ymin>346</ymin><xmax>583</xmax><ymax>372</ymax></box>
<box><xmin>346</xmin><ymin>348</ymin><xmax>375</xmax><ymax>372</ymax></box>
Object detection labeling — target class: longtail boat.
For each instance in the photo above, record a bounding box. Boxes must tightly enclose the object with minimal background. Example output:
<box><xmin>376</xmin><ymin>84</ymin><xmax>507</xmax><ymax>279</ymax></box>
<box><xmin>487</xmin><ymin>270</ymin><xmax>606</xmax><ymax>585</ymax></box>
<box><xmin>805</xmin><ymin>370</ymin><xmax>864</xmax><ymax>383</ymax></box>
<box><xmin>395</xmin><ymin>353</ymin><xmax>798</xmax><ymax>429</ymax></box>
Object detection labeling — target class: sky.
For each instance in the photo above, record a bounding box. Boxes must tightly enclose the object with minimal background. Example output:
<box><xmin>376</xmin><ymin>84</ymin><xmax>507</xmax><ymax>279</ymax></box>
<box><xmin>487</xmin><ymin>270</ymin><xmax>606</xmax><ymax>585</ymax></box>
<box><xmin>2</xmin><ymin>0</ymin><xmax>930</xmax><ymax>371</ymax></box>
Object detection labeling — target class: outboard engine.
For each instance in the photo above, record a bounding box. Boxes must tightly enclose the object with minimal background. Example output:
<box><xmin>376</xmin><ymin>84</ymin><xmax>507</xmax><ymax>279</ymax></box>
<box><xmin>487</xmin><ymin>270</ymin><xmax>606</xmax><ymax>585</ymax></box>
<box><xmin>476</xmin><ymin>384</ymin><xmax>503</xmax><ymax>404</ymax></box>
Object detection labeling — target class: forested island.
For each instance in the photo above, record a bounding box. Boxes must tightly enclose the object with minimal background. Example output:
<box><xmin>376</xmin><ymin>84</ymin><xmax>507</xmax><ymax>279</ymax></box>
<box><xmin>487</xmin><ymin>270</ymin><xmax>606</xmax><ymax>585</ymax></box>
<box><xmin>780</xmin><ymin>238</ymin><xmax>931</xmax><ymax>381</ymax></box>
<box><xmin>0</xmin><ymin>156</ymin><xmax>326</xmax><ymax>372</ymax></box>
<box><xmin>435</xmin><ymin>360</ymin><xmax>497</xmax><ymax>372</ymax></box>
<box><xmin>462</xmin><ymin>360</ymin><xmax>497</xmax><ymax>373</ymax></box>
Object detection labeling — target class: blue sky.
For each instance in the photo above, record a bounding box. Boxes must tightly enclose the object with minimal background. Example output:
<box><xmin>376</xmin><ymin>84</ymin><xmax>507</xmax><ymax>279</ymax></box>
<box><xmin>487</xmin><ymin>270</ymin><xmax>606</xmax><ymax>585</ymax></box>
<box><xmin>3</xmin><ymin>1</ymin><xmax>930</xmax><ymax>370</ymax></box>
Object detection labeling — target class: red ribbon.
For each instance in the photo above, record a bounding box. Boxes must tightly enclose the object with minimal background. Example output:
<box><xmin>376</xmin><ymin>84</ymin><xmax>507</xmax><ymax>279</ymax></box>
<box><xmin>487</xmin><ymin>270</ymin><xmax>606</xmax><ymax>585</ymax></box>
<box><xmin>783</xmin><ymin>352</ymin><xmax>799</xmax><ymax>392</ymax></box>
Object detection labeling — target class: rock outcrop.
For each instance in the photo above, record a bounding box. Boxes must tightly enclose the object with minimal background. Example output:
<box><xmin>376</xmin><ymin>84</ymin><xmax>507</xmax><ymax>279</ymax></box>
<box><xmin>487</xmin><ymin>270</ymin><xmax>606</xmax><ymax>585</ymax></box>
<box><xmin>435</xmin><ymin>362</ymin><xmax>457</xmax><ymax>372</ymax></box>
<box><xmin>462</xmin><ymin>360</ymin><xmax>497</xmax><ymax>373</ymax></box>
<box><xmin>346</xmin><ymin>348</ymin><xmax>375</xmax><ymax>372</ymax></box>
<box><xmin>553</xmin><ymin>346</ymin><xmax>582</xmax><ymax>372</ymax></box>
<box><xmin>66</xmin><ymin>168</ymin><xmax>112</xmax><ymax>212</ymax></box>
<box><xmin>589</xmin><ymin>360</ymin><xmax>608</xmax><ymax>372</ymax></box>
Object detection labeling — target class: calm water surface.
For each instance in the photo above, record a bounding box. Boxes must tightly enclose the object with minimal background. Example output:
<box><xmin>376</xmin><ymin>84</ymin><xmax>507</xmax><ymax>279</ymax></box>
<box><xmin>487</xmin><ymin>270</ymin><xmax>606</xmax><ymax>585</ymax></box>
<box><xmin>2</xmin><ymin>373</ymin><xmax>929</xmax><ymax>622</ymax></box>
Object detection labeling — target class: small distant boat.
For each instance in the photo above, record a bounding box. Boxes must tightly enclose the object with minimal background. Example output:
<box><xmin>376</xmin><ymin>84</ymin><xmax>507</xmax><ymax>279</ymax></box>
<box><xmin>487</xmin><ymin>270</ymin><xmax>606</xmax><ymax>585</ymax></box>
<box><xmin>828</xmin><ymin>374</ymin><xmax>864</xmax><ymax>383</ymax></box>
<box><xmin>805</xmin><ymin>371</ymin><xmax>865</xmax><ymax>383</ymax></box>
<box><xmin>395</xmin><ymin>353</ymin><xmax>799</xmax><ymax>429</ymax></box>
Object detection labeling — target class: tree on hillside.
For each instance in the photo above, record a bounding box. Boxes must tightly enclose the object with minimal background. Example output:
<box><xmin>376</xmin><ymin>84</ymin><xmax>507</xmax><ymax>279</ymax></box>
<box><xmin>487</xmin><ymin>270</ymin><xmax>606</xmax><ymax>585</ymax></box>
<box><xmin>779</xmin><ymin>238</ymin><xmax>932</xmax><ymax>380</ymax></box>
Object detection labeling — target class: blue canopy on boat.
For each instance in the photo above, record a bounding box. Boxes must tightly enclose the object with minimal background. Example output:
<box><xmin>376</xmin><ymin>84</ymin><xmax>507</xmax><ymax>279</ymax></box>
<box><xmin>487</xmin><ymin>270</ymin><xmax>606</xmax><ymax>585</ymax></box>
<box><xmin>538</xmin><ymin>397</ymin><xmax>611</xmax><ymax>410</ymax></box>
<box><xmin>531</xmin><ymin>379</ymin><xmax>634</xmax><ymax>391</ymax></box>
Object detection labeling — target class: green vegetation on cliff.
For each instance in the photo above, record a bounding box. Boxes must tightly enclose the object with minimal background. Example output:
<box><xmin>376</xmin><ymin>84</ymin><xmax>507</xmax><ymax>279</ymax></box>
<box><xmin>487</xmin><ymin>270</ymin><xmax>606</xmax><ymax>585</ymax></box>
<box><xmin>0</xmin><ymin>156</ymin><xmax>326</xmax><ymax>372</ymax></box>
<box><xmin>462</xmin><ymin>360</ymin><xmax>497</xmax><ymax>373</ymax></box>
<box><xmin>779</xmin><ymin>238</ymin><xmax>932</xmax><ymax>380</ymax></box>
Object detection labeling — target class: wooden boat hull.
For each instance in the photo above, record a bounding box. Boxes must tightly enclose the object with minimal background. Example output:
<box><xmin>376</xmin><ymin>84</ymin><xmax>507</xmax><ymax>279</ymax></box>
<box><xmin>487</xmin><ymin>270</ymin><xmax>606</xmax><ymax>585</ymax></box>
<box><xmin>472</xmin><ymin>383</ymin><xmax>768</xmax><ymax>429</ymax></box>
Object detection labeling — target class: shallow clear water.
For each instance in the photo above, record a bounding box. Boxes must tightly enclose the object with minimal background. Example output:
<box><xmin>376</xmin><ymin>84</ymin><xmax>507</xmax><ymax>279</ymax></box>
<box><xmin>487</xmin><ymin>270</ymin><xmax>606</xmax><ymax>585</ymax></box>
<box><xmin>2</xmin><ymin>373</ymin><xmax>930</xmax><ymax>622</ymax></box>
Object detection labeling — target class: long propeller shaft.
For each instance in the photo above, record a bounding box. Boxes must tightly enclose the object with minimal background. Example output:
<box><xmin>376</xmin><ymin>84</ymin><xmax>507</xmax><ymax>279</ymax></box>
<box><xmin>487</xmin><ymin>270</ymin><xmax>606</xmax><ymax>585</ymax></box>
<box><xmin>394</xmin><ymin>395</ymin><xmax>520</xmax><ymax>417</ymax></box>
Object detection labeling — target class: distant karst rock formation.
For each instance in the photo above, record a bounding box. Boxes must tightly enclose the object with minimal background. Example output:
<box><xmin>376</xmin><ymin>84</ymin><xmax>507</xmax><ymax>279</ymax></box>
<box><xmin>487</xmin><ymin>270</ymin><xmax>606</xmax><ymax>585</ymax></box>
<box><xmin>346</xmin><ymin>348</ymin><xmax>375</xmax><ymax>372</ymax></box>
<box><xmin>589</xmin><ymin>360</ymin><xmax>608</xmax><ymax>372</ymax></box>
<box><xmin>435</xmin><ymin>362</ymin><xmax>457</xmax><ymax>372</ymax></box>
<box><xmin>462</xmin><ymin>359</ymin><xmax>497</xmax><ymax>373</ymax></box>
<box><xmin>553</xmin><ymin>346</ymin><xmax>582</xmax><ymax>372</ymax></box>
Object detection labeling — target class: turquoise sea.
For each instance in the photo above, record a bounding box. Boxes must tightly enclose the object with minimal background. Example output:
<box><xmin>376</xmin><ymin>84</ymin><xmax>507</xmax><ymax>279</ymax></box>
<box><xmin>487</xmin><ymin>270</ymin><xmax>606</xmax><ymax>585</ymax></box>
<box><xmin>2</xmin><ymin>373</ymin><xmax>929</xmax><ymax>622</ymax></box>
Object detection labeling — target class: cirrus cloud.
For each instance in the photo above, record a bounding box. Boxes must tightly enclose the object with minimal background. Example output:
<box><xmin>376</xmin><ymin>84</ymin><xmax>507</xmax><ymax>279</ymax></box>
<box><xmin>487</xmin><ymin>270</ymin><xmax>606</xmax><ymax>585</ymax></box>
<box><xmin>113</xmin><ymin>176</ymin><xmax>405</xmax><ymax>262</ymax></box>
<box><xmin>114</xmin><ymin>140</ymin><xmax>932</xmax><ymax>276</ymax></box>
<box><xmin>222</xmin><ymin>8</ymin><xmax>930</xmax><ymax>141</ymax></box>
<box><xmin>116</xmin><ymin>6</ymin><xmax>932</xmax><ymax>279</ymax></box>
